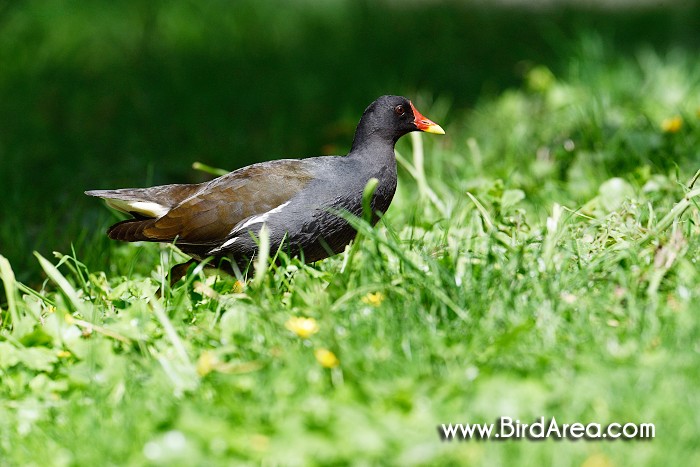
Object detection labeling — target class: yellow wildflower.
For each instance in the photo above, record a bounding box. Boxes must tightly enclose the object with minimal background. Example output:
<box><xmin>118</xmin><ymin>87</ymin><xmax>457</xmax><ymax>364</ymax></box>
<box><xmin>314</xmin><ymin>348</ymin><xmax>339</xmax><ymax>368</ymax></box>
<box><xmin>582</xmin><ymin>453</ymin><xmax>613</xmax><ymax>467</ymax></box>
<box><xmin>232</xmin><ymin>280</ymin><xmax>245</xmax><ymax>293</ymax></box>
<box><xmin>661</xmin><ymin>116</ymin><xmax>683</xmax><ymax>133</ymax></box>
<box><xmin>57</xmin><ymin>350</ymin><xmax>72</xmax><ymax>358</ymax></box>
<box><xmin>526</xmin><ymin>65</ymin><xmax>555</xmax><ymax>93</ymax></box>
<box><xmin>361</xmin><ymin>291</ymin><xmax>385</xmax><ymax>307</ymax></box>
<box><xmin>285</xmin><ymin>316</ymin><xmax>319</xmax><ymax>339</ymax></box>
<box><xmin>250</xmin><ymin>434</ymin><xmax>269</xmax><ymax>452</ymax></box>
<box><xmin>196</xmin><ymin>351</ymin><xmax>218</xmax><ymax>376</ymax></box>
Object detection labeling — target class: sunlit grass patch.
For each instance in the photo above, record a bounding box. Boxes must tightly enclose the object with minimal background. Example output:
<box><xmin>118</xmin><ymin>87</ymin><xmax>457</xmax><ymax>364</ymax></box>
<box><xmin>2</xmin><ymin>42</ymin><xmax>700</xmax><ymax>465</ymax></box>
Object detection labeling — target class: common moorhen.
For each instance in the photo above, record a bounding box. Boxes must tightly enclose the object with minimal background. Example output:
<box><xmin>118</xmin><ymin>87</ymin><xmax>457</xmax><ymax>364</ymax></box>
<box><xmin>86</xmin><ymin>95</ymin><xmax>444</xmax><ymax>280</ymax></box>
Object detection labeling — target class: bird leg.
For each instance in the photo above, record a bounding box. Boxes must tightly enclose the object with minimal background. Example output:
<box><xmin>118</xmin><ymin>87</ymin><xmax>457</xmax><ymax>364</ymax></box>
<box><xmin>168</xmin><ymin>259</ymin><xmax>199</xmax><ymax>286</ymax></box>
<box><xmin>168</xmin><ymin>257</ymin><xmax>248</xmax><ymax>287</ymax></box>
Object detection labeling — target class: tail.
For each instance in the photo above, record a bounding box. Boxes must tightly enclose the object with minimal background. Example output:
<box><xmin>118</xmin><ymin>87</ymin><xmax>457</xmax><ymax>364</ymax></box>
<box><xmin>85</xmin><ymin>184</ymin><xmax>200</xmax><ymax>218</ymax></box>
<box><xmin>86</xmin><ymin>184</ymin><xmax>202</xmax><ymax>243</ymax></box>
<box><xmin>106</xmin><ymin>218</ymin><xmax>158</xmax><ymax>242</ymax></box>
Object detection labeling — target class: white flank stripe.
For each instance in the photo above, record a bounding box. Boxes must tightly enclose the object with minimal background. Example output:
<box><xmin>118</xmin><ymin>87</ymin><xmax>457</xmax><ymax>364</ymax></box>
<box><xmin>105</xmin><ymin>199</ymin><xmax>169</xmax><ymax>218</ymax></box>
<box><xmin>220</xmin><ymin>236</ymin><xmax>239</xmax><ymax>249</ymax></box>
<box><xmin>234</xmin><ymin>201</ymin><xmax>291</xmax><ymax>232</ymax></box>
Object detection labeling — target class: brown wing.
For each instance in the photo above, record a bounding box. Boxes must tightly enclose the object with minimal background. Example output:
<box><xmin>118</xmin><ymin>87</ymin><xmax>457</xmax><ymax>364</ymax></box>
<box><xmin>140</xmin><ymin>159</ymin><xmax>313</xmax><ymax>245</ymax></box>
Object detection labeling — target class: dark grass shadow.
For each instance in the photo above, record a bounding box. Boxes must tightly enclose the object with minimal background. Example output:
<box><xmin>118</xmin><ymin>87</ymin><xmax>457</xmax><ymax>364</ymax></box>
<box><xmin>1</xmin><ymin>0</ymin><xmax>699</xmax><ymax>284</ymax></box>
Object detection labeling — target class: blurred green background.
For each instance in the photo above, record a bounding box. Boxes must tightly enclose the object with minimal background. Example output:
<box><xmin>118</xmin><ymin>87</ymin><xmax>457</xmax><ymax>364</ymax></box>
<box><xmin>1</xmin><ymin>0</ymin><xmax>699</xmax><ymax>282</ymax></box>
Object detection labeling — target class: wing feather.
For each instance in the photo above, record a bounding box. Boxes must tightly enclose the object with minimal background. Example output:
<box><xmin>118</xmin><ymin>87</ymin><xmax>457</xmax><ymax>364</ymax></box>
<box><xmin>138</xmin><ymin>159</ymin><xmax>313</xmax><ymax>245</ymax></box>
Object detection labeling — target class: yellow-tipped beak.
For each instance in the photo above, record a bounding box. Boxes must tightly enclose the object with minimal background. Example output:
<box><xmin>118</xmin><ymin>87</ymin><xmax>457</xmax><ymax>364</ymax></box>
<box><xmin>410</xmin><ymin>101</ymin><xmax>446</xmax><ymax>135</ymax></box>
<box><xmin>419</xmin><ymin>122</ymin><xmax>445</xmax><ymax>135</ymax></box>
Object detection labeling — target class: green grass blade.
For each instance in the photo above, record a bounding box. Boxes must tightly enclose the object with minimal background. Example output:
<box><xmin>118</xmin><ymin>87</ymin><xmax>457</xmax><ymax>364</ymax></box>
<box><xmin>192</xmin><ymin>161</ymin><xmax>229</xmax><ymax>177</ymax></box>
<box><xmin>0</xmin><ymin>254</ymin><xmax>20</xmax><ymax>327</ymax></box>
<box><xmin>253</xmin><ymin>224</ymin><xmax>271</xmax><ymax>287</ymax></box>
<box><xmin>362</xmin><ymin>177</ymin><xmax>379</xmax><ymax>222</ymax></box>
<box><xmin>34</xmin><ymin>251</ymin><xmax>83</xmax><ymax>312</ymax></box>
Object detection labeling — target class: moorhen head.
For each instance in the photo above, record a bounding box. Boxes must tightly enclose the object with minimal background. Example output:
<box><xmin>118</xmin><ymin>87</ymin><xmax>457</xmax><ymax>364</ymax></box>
<box><xmin>86</xmin><ymin>95</ymin><xmax>445</xmax><ymax>281</ymax></box>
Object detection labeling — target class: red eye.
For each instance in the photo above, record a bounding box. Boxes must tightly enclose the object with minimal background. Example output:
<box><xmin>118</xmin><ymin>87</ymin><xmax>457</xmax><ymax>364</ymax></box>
<box><xmin>394</xmin><ymin>105</ymin><xmax>405</xmax><ymax>116</ymax></box>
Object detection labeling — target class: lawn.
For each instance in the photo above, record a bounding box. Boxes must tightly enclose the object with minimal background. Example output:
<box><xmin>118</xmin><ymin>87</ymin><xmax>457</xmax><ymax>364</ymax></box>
<box><xmin>2</xmin><ymin>21</ymin><xmax>700</xmax><ymax>467</ymax></box>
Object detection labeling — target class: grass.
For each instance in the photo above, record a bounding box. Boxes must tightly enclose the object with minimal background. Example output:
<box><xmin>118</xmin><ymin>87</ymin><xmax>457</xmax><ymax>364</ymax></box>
<box><xmin>2</xmin><ymin>40</ymin><xmax>700</xmax><ymax>465</ymax></box>
<box><xmin>2</xmin><ymin>0</ymin><xmax>700</xmax><ymax>283</ymax></box>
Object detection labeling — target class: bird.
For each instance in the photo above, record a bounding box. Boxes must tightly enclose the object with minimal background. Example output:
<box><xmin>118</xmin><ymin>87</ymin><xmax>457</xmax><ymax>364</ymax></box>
<box><xmin>86</xmin><ymin>95</ymin><xmax>445</xmax><ymax>283</ymax></box>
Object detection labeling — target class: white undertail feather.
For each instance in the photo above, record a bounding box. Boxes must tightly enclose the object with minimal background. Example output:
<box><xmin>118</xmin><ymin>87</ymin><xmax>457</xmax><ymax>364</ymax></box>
<box><xmin>105</xmin><ymin>199</ymin><xmax>170</xmax><ymax>218</ymax></box>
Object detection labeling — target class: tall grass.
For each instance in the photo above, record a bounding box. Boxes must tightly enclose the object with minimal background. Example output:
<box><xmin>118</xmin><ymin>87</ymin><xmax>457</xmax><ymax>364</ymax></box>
<box><xmin>1</xmin><ymin>40</ymin><xmax>700</xmax><ymax>465</ymax></box>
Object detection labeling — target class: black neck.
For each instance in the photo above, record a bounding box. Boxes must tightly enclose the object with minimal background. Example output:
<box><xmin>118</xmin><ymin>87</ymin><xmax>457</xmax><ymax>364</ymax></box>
<box><xmin>350</xmin><ymin>125</ymin><xmax>402</xmax><ymax>155</ymax></box>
